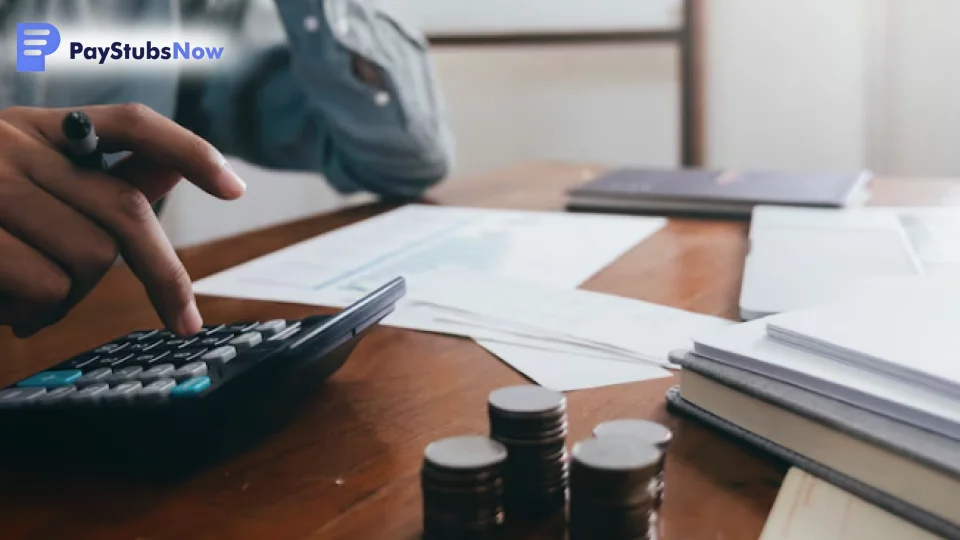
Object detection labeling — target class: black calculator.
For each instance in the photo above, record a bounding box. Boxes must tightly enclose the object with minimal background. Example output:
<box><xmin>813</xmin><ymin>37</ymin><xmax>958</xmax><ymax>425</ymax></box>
<box><xmin>0</xmin><ymin>277</ymin><xmax>406</xmax><ymax>466</ymax></box>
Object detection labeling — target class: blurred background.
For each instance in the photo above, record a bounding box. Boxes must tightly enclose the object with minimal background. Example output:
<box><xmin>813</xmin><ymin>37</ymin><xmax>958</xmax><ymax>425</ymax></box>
<box><xmin>161</xmin><ymin>0</ymin><xmax>960</xmax><ymax>247</ymax></box>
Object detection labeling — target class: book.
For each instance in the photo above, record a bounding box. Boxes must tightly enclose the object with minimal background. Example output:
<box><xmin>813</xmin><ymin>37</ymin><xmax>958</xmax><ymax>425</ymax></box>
<box><xmin>667</xmin><ymin>351</ymin><xmax>960</xmax><ymax>537</ymax></box>
<box><xmin>565</xmin><ymin>168</ymin><xmax>871</xmax><ymax>217</ymax></box>
<box><xmin>761</xmin><ymin>468</ymin><xmax>940</xmax><ymax>540</ymax></box>
<box><xmin>692</xmin><ymin>318</ymin><xmax>960</xmax><ymax>441</ymax></box>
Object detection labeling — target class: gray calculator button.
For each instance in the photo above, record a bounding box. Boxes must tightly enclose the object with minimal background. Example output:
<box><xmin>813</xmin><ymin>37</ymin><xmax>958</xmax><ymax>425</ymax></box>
<box><xmin>76</xmin><ymin>367</ymin><xmax>112</xmax><ymax>386</ymax></box>
<box><xmin>201</xmin><ymin>346</ymin><xmax>237</xmax><ymax>365</ymax></box>
<box><xmin>228</xmin><ymin>332</ymin><xmax>262</xmax><ymax>349</ymax></box>
<box><xmin>174</xmin><ymin>361</ymin><xmax>208</xmax><ymax>382</ymax></box>
<box><xmin>140</xmin><ymin>364</ymin><xmax>175</xmax><ymax>382</ymax></box>
<box><xmin>0</xmin><ymin>387</ymin><xmax>46</xmax><ymax>408</ymax></box>
<box><xmin>103</xmin><ymin>381</ymin><xmax>142</xmax><ymax>402</ymax></box>
<box><xmin>255</xmin><ymin>320</ymin><xmax>287</xmax><ymax>337</ymax></box>
<box><xmin>37</xmin><ymin>386</ymin><xmax>76</xmax><ymax>404</ymax></box>
<box><xmin>71</xmin><ymin>383</ymin><xmax>109</xmax><ymax>403</ymax></box>
<box><xmin>106</xmin><ymin>366</ymin><xmax>143</xmax><ymax>384</ymax></box>
<box><xmin>138</xmin><ymin>379</ymin><xmax>176</xmax><ymax>400</ymax></box>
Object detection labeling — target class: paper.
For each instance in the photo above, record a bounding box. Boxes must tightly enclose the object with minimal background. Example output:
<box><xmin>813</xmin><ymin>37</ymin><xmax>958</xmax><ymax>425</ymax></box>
<box><xmin>194</xmin><ymin>205</ymin><xmax>669</xmax><ymax>391</ymax></box>
<box><xmin>478</xmin><ymin>340</ymin><xmax>671</xmax><ymax>392</ymax></box>
<box><xmin>194</xmin><ymin>205</ymin><xmax>666</xmax><ymax>309</ymax></box>
<box><xmin>406</xmin><ymin>268</ymin><xmax>732</xmax><ymax>367</ymax></box>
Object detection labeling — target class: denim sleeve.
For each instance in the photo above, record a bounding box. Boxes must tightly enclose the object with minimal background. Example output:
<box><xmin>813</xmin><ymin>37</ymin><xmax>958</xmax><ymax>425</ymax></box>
<box><xmin>199</xmin><ymin>0</ymin><xmax>454</xmax><ymax>198</ymax></box>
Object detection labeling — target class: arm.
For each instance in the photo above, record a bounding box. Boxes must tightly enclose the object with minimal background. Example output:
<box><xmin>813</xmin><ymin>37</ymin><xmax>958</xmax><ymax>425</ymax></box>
<box><xmin>197</xmin><ymin>0</ymin><xmax>455</xmax><ymax>199</ymax></box>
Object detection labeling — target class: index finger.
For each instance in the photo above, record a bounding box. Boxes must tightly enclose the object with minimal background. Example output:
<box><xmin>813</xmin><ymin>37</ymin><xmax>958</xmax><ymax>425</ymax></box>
<box><xmin>26</xmin><ymin>104</ymin><xmax>246</xmax><ymax>201</ymax></box>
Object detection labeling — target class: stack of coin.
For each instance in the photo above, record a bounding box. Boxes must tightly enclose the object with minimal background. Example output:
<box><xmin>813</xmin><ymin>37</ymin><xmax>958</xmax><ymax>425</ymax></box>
<box><xmin>487</xmin><ymin>385</ymin><xmax>569</xmax><ymax>517</ymax></box>
<box><xmin>421</xmin><ymin>435</ymin><xmax>508</xmax><ymax>539</ymax></box>
<box><xmin>569</xmin><ymin>437</ymin><xmax>662</xmax><ymax>540</ymax></box>
<box><xmin>593</xmin><ymin>419</ymin><xmax>673</xmax><ymax>506</ymax></box>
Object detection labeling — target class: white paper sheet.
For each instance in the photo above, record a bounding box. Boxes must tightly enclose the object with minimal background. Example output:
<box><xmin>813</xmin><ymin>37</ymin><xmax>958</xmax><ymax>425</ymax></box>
<box><xmin>406</xmin><ymin>268</ymin><xmax>733</xmax><ymax>367</ymax></box>
<box><xmin>194</xmin><ymin>205</ymin><xmax>666</xmax><ymax>309</ymax></box>
<box><xmin>477</xmin><ymin>340</ymin><xmax>672</xmax><ymax>392</ymax></box>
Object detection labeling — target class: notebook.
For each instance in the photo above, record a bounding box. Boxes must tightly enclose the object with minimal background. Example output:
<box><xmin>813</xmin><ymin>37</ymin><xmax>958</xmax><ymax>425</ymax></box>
<box><xmin>668</xmin><ymin>351</ymin><xmax>960</xmax><ymax>537</ymax></box>
<box><xmin>761</xmin><ymin>468</ymin><xmax>941</xmax><ymax>540</ymax></box>
<box><xmin>565</xmin><ymin>168</ymin><xmax>871</xmax><ymax>217</ymax></box>
<box><xmin>766</xmin><ymin>281</ymin><xmax>960</xmax><ymax>396</ymax></box>
<box><xmin>692</xmin><ymin>319</ymin><xmax>960</xmax><ymax>440</ymax></box>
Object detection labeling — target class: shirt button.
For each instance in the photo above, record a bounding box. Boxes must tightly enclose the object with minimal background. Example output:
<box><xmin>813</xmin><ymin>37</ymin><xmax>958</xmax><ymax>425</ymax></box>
<box><xmin>374</xmin><ymin>91</ymin><xmax>391</xmax><ymax>107</ymax></box>
<box><xmin>303</xmin><ymin>15</ymin><xmax>320</xmax><ymax>33</ymax></box>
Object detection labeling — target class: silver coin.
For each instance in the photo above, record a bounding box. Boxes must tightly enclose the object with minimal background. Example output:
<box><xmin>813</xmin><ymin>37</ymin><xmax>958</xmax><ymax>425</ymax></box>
<box><xmin>488</xmin><ymin>385</ymin><xmax>566</xmax><ymax>417</ymax></box>
<box><xmin>424</xmin><ymin>436</ymin><xmax>508</xmax><ymax>471</ymax></box>
<box><xmin>593</xmin><ymin>419</ymin><xmax>673</xmax><ymax>449</ymax></box>
<box><xmin>571</xmin><ymin>437</ymin><xmax>661</xmax><ymax>472</ymax></box>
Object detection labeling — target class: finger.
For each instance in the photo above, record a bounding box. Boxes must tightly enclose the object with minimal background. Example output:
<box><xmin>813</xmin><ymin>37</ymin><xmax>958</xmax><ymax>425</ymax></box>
<box><xmin>12</xmin><ymin>139</ymin><xmax>203</xmax><ymax>337</ymax></box>
<box><xmin>16</xmin><ymin>104</ymin><xmax>245</xmax><ymax>201</ymax></box>
<box><xmin>0</xmin><ymin>227</ymin><xmax>70</xmax><ymax>310</ymax></box>
<box><xmin>109</xmin><ymin>153</ymin><xmax>183</xmax><ymax>203</ymax></box>
<box><xmin>0</xmin><ymin>167</ymin><xmax>118</xmax><ymax>333</ymax></box>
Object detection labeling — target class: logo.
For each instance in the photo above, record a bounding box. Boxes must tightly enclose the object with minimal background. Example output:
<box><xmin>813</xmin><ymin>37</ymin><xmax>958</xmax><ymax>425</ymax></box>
<box><xmin>17</xmin><ymin>22</ymin><xmax>61</xmax><ymax>72</ymax></box>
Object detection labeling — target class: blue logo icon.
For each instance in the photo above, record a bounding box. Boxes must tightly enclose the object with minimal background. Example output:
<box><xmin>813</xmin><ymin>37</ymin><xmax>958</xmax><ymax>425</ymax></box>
<box><xmin>16</xmin><ymin>22</ymin><xmax>61</xmax><ymax>72</ymax></box>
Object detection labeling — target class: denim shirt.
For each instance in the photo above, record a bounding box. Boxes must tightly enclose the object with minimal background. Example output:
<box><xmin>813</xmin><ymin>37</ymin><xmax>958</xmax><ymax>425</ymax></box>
<box><xmin>0</xmin><ymin>0</ymin><xmax>454</xmax><ymax>198</ymax></box>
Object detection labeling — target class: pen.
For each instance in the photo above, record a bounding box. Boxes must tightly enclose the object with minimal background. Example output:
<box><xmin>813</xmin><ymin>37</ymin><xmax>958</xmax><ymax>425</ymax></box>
<box><xmin>61</xmin><ymin>111</ymin><xmax>108</xmax><ymax>171</ymax></box>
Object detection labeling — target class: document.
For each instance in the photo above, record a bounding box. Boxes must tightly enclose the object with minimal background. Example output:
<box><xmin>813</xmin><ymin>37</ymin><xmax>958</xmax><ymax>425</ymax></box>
<box><xmin>194</xmin><ymin>205</ymin><xmax>666</xmax><ymax>308</ymax></box>
<box><xmin>194</xmin><ymin>205</ymin><xmax>670</xmax><ymax>390</ymax></box>
<box><xmin>406</xmin><ymin>268</ymin><xmax>733</xmax><ymax>367</ymax></box>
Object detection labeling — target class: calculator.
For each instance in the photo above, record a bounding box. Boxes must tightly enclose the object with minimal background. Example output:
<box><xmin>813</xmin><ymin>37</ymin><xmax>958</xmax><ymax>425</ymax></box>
<box><xmin>0</xmin><ymin>277</ymin><xmax>406</xmax><ymax>465</ymax></box>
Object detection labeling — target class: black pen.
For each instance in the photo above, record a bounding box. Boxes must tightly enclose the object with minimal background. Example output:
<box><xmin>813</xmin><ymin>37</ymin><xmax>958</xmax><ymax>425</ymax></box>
<box><xmin>61</xmin><ymin>111</ymin><xmax>108</xmax><ymax>171</ymax></box>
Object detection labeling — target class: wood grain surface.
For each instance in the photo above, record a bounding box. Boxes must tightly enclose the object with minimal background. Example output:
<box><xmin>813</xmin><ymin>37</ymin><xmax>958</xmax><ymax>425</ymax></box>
<box><xmin>1</xmin><ymin>162</ymin><xmax>958</xmax><ymax>540</ymax></box>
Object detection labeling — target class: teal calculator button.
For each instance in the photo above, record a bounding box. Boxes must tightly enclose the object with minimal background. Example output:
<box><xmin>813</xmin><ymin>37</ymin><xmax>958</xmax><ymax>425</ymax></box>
<box><xmin>17</xmin><ymin>370</ymin><xmax>82</xmax><ymax>388</ymax></box>
<box><xmin>170</xmin><ymin>376</ymin><xmax>211</xmax><ymax>398</ymax></box>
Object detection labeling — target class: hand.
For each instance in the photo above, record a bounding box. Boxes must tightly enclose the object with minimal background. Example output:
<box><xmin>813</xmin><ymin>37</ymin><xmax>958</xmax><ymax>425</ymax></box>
<box><xmin>0</xmin><ymin>104</ymin><xmax>246</xmax><ymax>338</ymax></box>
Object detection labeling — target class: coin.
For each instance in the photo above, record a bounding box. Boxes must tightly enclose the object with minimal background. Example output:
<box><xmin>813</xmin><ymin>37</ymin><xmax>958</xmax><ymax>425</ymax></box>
<box><xmin>487</xmin><ymin>385</ymin><xmax>566</xmax><ymax>418</ymax></box>
<box><xmin>424</xmin><ymin>435</ymin><xmax>508</xmax><ymax>472</ymax></box>
<box><xmin>593</xmin><ymin>419</ymin><xmax>673</xmax><ymax>450</ymax></box>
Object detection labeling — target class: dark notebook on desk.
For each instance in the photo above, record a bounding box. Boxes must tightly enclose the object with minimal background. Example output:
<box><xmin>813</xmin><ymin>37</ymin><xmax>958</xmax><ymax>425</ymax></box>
<box><xmin>566</xmin><ymin>168</ymin><xmax>871</xmax><ymax>217</ymax></box>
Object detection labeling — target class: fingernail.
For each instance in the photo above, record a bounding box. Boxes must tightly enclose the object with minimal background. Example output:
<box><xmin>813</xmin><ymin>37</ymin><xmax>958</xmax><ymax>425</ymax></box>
<box><xmin>179</xmin><ymin>300</ymin><xmax>203</xmax><ymax>336</ymax></box>
<box><xmin>213</xmin><ymin>149</ymin><xmax>246</xmax><ymax>198</ymax></box>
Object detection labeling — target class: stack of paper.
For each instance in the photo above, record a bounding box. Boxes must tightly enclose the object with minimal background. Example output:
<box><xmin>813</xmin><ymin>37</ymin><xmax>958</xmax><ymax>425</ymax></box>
<box><xmin>195</xmin><ymin>205</ymin><xmax>729</xmax><ymax>390</ymax></box>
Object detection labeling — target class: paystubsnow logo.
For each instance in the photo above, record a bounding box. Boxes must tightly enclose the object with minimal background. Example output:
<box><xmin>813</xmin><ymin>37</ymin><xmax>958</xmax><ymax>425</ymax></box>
<box><xmin>16</xmin><ymin>22</ymin><xmax>233</xmax><ymax>74</ymax></box>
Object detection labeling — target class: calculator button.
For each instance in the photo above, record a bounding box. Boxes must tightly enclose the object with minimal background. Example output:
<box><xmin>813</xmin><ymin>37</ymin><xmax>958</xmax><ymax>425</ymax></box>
<box><xmin>71</xmin><ymin>383</ymin><xmax>109</xmax><ymax>404</ymax></box>
<box><xmin>168</xmin><ymin>348</ymin><xmax>207</xmax><ymax>364</ymax></box>
<box><xmin>170</xmin><ymin>376</ymin><xmax>211</xmax><ymax>398</ymax></box>
<box><xmin>229</xmin><ymin>332</ymin><xmax>263</xmax><ymax>349</ymax></box>
<box><xmin>37</xmin><ymin>386</ymin><xmax>77</xmax><ymax>404</ymax></box>
<box><xmin>130</xmin><ymin>351</ymin><xmax>170</xmax><ymax>365</ymax></box>
<box><xmin>103</xmin><ymin>381</ymin><xmax>142</xmax><ymax>403</ymax></box>
<box><xmin>255</xmin><ymin>319</ymin><xmax>287</xmax><ymax>337</ymax></box>
<box><xmin>196</xmin><ymin>335</ymin><xmax>232</xmax><ymax>347</ymax></box>
<box><xmin>94</xmin><ymin>342</ymin><xmax>129</xmax><ymax>354</ymax></box>
<box><xmin>126</xmin><ymin>330</ymin><xmax>158</xmax><ymax>341</ymax></box>
<box><xmin>106</xmin><ymin>366</ymin><xmax>143</xmax><ymax>384</ymax></box>
<box><xmin>65</xmin><ymin>355</ymin><xmax>100</xmax><ymax>369</ymax></box>
<box><xmin>138</xmin><ymin>379</ymin><xmax>176</xmax><ymax>401</ymax></box>
<box><xmin>173</xmin><ymin>361</ymin><xmax>208</xmax><ymax>382</ymax></box>
<box><xmin>162</xmin><ymin>338</ymin><xmax>197</xmax><ymax>349</ymax></box>
<box><xmin>97</xmin><ymin>353</ymin><xmax>134</xmax><ymax>367</ymax></box>
<box><xmin>140</xmin><ymin>364</ymin><xmax>175</xmax><ymax>382</ymax></box>
<box><xmin>17</xmin><ymin>370</ymin><xmax>83</xmax><ymax>388</ymax></box>
<box><xmin>200</xmin><ymin>346</ymin><xmax>237</xmax><ymax>365</ymax></box>
<box><xmin>76</xmin><ymin>367</ymin><xmax>112</xmax><ymax>386</ymax></box>
<box><xmin>124</xmin><ymin>340</ymin><xmax>162</xmax><ymax>353</ymax></box>
<box><xmin>0</xmin><ymin>387</ymin><xmax>46</xmax><ymax>408</ymax></box>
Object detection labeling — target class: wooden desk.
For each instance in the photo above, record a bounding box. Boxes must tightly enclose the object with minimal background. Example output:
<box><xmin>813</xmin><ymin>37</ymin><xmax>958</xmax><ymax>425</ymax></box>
<box><xmin>2</xmin><ymin>163</ymin><xmax>958</xmax><ymax>539</ymax></box>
